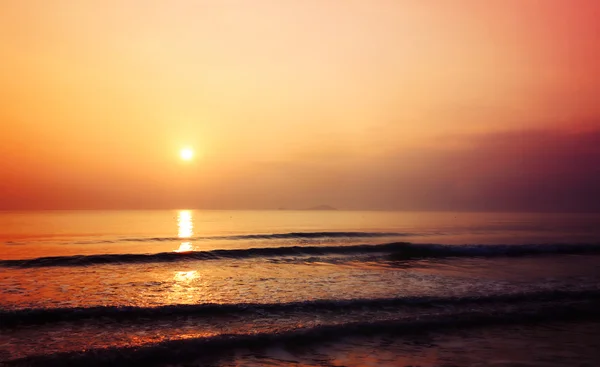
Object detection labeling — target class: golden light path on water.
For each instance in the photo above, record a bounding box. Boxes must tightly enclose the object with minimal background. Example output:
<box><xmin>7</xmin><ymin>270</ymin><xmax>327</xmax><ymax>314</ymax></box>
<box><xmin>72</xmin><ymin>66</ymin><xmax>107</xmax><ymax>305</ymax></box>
<box><xmin>172</xmin><ymin>210</ymin><xmax>199</xmax><ymax>291</ymax></box>
<box><xmin>173</xmin><ymin>270</ymin><xmax>198</xmax><ymax>282</ymax></box>
<box><xmin>174</xmin><ymin>210</ymin><xmax>194</xmax><ymax>253</ymax></box>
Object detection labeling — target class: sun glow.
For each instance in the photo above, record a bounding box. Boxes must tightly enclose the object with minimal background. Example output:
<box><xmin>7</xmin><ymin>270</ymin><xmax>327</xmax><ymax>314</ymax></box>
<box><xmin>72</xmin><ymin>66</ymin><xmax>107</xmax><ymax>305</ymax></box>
<box><xmin>180</xmin><ymin>148</ymin><xmax>194</xmax><ymax>161</ymax></box>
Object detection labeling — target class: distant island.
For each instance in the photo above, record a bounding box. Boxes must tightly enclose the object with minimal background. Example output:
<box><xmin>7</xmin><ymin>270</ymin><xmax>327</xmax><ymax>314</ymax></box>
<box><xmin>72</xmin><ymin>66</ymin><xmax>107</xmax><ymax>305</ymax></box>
<box><xmin>305</xmin><ymin>205</ymin><xmax>338</xmax><ymax>211</ymax></box>
<box><xmin>277</xmin><ymin>205</ymin><xmax>338</xmax><ymax>210</ymax></box>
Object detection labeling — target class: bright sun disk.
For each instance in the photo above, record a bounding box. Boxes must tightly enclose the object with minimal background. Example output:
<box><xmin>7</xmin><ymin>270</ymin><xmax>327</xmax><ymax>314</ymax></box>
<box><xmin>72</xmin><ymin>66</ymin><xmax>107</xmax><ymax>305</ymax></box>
<box><xmin>180</xmin><ymin>148</ymin><xmax>194</xmax><ymax>161</ymax></box>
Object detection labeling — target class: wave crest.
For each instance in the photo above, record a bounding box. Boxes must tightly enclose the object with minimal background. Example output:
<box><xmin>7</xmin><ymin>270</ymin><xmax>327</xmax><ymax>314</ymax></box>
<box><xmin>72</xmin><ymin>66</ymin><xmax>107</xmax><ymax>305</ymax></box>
<box><xmin>5</xmin><ymin>300</ymin><xmax>600</xmax><ymax>366</ymax></box>
<box><xmin>1</xmin><ymin>242</ymin><xmax>599</xmax><ymax>268</ymax></box>
<box><xmin>2</xmin><ymin>289</ymin><xmax>600</xmax><ymax>327</ymax></box>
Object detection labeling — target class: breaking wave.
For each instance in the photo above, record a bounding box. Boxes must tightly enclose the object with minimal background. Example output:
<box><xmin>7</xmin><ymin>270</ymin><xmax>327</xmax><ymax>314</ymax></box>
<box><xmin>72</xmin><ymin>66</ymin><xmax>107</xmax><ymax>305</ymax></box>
<box><xmin>1</xmin><ymin>242</ymin><xmax>599</xmax><ymax>268</ymax></box>
<box><xmin>4</xmin><ymin>300</ymin><xmax>599</xmax><ymax>367</ymax></box>
<box><xmin>2</xmin><ymin>288</ymin><xmax>599</xmax><ymax>327</ymax></box>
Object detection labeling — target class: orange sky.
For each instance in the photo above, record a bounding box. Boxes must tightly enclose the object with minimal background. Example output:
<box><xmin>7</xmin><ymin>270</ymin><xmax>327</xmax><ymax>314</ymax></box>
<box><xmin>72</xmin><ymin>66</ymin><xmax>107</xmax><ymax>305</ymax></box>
<box><xmin>1</xmin><ymin>1</ymin><xmax>600</xmax><ymax>211</ymax></box>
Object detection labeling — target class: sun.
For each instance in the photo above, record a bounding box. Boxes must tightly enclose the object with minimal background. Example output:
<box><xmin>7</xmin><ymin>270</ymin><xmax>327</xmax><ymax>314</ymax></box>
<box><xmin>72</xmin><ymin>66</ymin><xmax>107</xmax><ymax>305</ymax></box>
<box><xmin>180</xmin><ymin>148</ymin><xmax>194</xmax><ymax>161</ymax></box>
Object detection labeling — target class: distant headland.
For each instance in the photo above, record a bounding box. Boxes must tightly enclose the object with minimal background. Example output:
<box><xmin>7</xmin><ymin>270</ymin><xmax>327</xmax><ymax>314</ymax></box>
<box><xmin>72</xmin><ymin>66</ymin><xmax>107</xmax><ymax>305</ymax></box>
<box><xmin>277</xmin><ymin>205</ymin><xmax>338</xmax><ymax>211</ymax></box>
<box><xmin>306</xmin><ymin>205</ymin><xmax>337</xmax><ymax>210</ymax></box>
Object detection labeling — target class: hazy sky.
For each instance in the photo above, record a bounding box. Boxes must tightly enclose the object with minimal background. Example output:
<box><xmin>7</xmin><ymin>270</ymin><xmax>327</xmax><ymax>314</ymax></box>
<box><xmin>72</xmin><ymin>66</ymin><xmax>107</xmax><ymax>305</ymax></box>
<box><xmin>1</xmin><ymin>0</ymin><xmax>599</xmax><ymax>211</ymax></box>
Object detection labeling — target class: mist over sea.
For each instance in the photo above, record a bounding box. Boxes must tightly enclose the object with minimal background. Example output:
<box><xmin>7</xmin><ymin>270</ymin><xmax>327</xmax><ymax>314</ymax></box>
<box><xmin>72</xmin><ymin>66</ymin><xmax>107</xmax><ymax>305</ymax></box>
<box><xmin>1</xmin><ymin>210</ymin><xmax>600</xmax><ymax>366</ymax></box>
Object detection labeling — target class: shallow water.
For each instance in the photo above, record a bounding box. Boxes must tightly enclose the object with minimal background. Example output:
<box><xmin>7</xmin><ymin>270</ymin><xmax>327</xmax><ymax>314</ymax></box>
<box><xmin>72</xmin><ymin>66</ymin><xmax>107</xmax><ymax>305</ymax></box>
<box><xmin>211</xmin><ymin>321</ymin><xmax>600</xmax><ymax>367</ymax></box>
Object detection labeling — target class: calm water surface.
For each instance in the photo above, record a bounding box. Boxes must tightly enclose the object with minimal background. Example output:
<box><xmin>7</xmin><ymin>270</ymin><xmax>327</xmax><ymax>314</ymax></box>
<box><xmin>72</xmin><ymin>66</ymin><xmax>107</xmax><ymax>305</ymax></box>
<box><xmin>2</xmin><ymin>210</ymin><xmax>600</xmax><ymax>258</ymax></box>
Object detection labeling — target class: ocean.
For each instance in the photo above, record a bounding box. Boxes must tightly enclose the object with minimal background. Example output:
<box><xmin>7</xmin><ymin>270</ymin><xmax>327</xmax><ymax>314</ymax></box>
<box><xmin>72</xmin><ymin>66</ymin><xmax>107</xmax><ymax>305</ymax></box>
<box><xmin>1</xmin><ymin>210</ymin><xmax>600</xmax><ymax>366</ymax></box>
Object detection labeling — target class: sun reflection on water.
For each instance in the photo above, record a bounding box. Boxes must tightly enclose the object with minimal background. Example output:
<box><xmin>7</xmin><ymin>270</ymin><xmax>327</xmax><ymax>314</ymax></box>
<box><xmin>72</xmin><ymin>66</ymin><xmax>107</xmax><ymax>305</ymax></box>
<box><xmin>175</xmin><ymin>242</ymin><xmax>194</xmax><ymax>252</ymax></box>
<box><xmin>174</xmin><ymin>210</ymin><xmax>195</xmax><ymax>252</ymax></box>
<box><xmin>177</xmin><ymin>210</ymin><xmax>193</xmax><ymax>238</ymax></box>
<box><xmin>173</xmin><ymin>270</ymin><xmax>198</xmax><ymax>282</ymax></box>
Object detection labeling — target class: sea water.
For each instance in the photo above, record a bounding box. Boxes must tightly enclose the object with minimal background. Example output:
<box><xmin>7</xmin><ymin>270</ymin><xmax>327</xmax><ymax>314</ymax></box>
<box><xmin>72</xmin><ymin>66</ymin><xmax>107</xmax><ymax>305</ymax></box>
<box><xmin>1</xmin><ymin>210</ymin><xmax>600</xmax><ymax>366</ymax></box>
